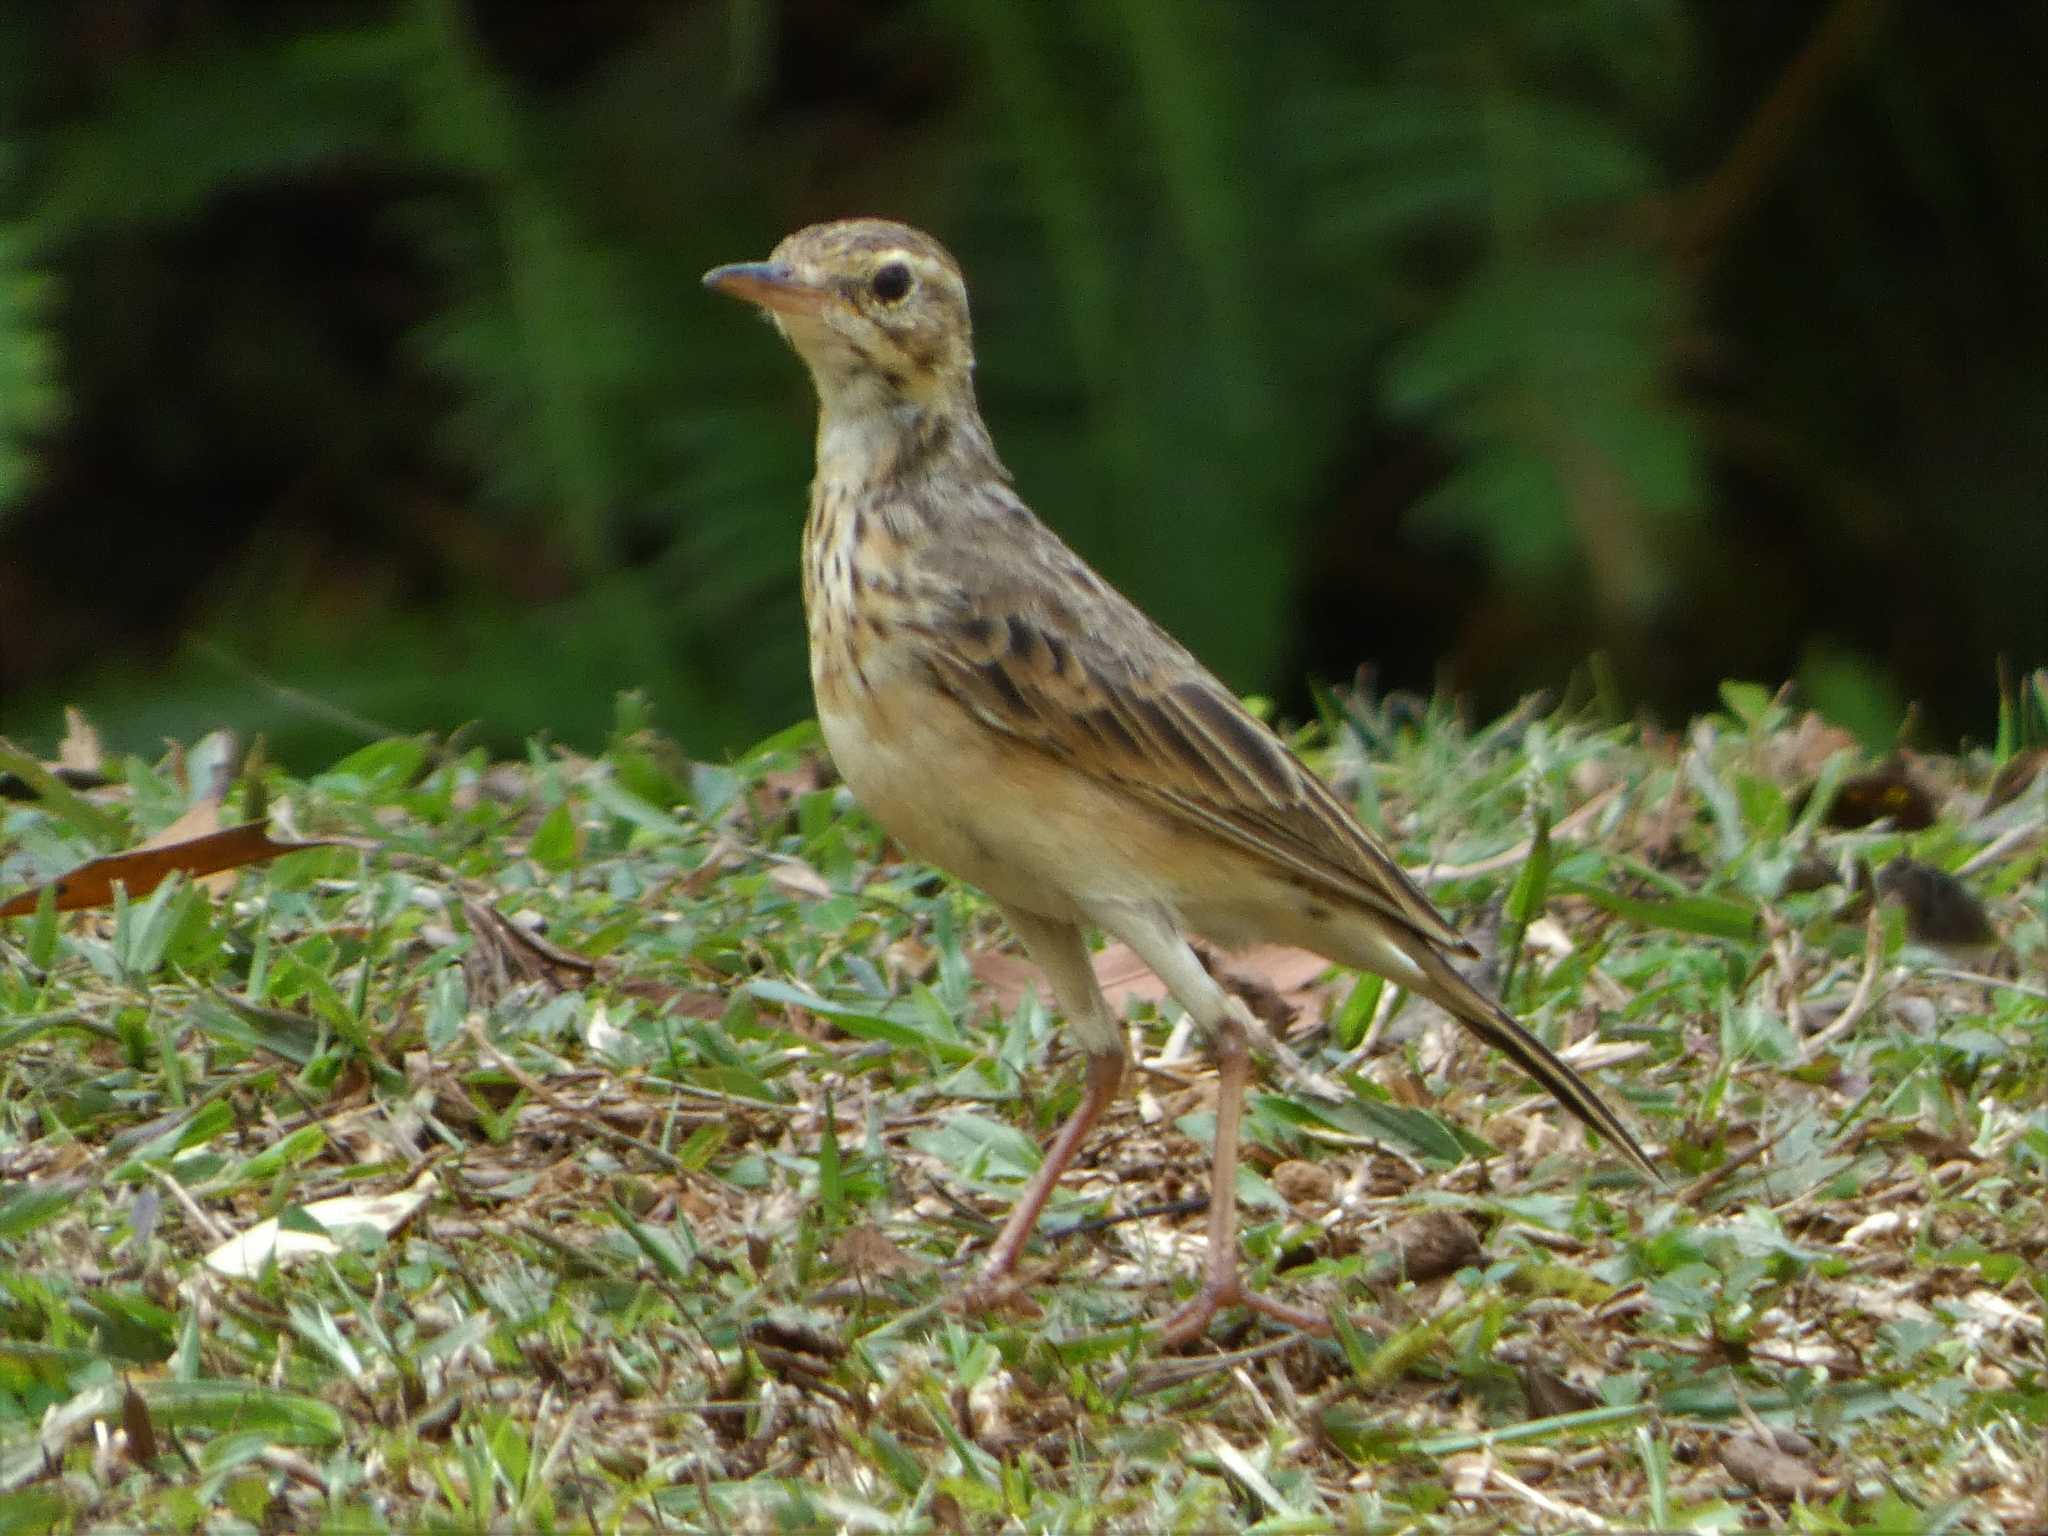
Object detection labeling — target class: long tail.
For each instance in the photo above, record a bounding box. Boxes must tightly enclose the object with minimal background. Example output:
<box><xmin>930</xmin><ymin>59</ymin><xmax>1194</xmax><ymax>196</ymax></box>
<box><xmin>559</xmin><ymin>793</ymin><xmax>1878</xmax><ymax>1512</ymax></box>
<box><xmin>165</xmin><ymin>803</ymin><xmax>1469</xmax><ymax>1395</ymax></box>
<box><xmin>1410</xmin><ymin>945</ymin><xmax>1661</xmax><ymax>1182</ymax></box>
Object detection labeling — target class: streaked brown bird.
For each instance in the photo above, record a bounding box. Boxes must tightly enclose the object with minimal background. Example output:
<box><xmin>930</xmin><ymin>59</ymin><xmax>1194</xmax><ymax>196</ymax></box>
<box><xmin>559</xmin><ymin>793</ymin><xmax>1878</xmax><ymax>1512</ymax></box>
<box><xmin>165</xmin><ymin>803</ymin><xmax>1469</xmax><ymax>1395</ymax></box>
<box><xmin>705</xmin><ymin>218</ymin><xmax>1655</xmax><ymax>1344</ymax></box>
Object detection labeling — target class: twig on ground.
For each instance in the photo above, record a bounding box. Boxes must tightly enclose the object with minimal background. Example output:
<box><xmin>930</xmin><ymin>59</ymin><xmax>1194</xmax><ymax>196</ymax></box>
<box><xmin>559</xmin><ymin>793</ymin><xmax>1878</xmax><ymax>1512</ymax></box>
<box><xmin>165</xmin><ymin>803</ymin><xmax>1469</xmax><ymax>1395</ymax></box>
<box><xmin>1799</xmin><ymin>908</ymin><xmax>1887</xmax><ymax>1063</ymax></box>
<box><xmin>467</xmin><ymin>1019</ymin><xmax>696</xmax><ymax>1177</ymax></box>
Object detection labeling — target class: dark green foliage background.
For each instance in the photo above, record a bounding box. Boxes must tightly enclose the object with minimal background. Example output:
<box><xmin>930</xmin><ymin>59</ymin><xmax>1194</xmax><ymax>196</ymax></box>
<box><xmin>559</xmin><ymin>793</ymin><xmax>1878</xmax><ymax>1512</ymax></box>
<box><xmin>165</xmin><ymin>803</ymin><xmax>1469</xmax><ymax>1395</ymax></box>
<box><xmin>0</xmin><ymin>0</ymin><xmax>2042</xmax><ymax>762</ymax></box>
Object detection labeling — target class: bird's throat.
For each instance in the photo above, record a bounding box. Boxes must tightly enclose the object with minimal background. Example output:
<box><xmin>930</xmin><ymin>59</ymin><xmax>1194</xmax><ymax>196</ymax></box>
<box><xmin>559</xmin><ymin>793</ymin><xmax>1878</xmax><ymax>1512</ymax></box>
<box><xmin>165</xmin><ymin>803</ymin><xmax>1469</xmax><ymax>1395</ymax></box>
<box><xmin>813</xmin><ymin>392</ymin><xmax>999</xmax><ymax>503</ymax></box>
<box><xmin>815</xmin><ymin>402</ymin><xmax>925</xmax><ymax>491</ymax></box>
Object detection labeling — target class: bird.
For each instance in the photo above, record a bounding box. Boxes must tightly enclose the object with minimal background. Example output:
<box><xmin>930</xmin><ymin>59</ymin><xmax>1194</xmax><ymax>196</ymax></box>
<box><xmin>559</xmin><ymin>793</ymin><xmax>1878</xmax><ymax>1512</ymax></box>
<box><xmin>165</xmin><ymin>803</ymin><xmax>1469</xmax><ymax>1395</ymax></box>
<box><xmin>704</xmin><ymin>218</ymin><xmax>1655</xmax><ymax>1345</ymax></box>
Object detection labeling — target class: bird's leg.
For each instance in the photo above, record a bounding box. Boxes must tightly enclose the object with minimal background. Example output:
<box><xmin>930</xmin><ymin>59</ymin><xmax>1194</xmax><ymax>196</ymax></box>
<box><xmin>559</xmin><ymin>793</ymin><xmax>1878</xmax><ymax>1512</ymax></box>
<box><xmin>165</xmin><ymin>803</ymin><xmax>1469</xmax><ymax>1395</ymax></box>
<box><xmin>1101</xmin><ymin>906</ymin><xmax>1330</xmax><ymax>1346</ymax></box>
<box><xmin>959</xmin><ymin>1049</ymin><xmax>1124</xmax><ymax>1306</ymax></box>
<box><xmin>956</xmin><ymin>907</ymin><xmax>1129</xmax><ymax>1311</ymax></box>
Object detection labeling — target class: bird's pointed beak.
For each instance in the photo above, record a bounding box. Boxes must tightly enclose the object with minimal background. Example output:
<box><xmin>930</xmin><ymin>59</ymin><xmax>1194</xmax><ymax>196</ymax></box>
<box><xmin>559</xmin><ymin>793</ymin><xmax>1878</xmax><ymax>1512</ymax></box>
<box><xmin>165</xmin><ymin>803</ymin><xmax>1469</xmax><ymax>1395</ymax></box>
<box><xmin>702</xmin><ymin>261</ymin><xmax>834</xmax><ymax>315</ymax></box>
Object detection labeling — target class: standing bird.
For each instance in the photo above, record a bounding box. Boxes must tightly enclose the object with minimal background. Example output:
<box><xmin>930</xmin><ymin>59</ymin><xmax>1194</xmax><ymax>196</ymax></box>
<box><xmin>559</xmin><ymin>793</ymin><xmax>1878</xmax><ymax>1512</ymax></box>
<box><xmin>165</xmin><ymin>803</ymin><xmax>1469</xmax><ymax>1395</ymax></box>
<box><xmin>705</xmin><ymin>219</ymin><xmax>1654</xmax><ymax>1344</ymax></box>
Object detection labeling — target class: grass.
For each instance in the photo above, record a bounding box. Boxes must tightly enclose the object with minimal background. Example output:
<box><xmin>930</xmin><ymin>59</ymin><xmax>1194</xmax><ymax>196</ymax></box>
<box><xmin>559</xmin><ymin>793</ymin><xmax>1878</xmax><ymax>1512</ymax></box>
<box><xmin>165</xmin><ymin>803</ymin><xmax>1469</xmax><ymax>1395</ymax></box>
<box><xmin>1</xmin><ymin>682</ymin><xmax>2045</xmax><ymax>1532</ymax></box>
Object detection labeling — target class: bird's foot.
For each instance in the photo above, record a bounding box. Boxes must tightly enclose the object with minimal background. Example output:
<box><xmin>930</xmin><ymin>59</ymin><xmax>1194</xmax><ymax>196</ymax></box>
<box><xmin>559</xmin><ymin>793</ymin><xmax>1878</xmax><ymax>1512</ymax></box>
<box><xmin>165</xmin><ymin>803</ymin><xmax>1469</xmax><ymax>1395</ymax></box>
<box><xmin>1152</xmin><ymin>1272</ymin><xmax>1328</xmax><ymax>1349</ymax></box>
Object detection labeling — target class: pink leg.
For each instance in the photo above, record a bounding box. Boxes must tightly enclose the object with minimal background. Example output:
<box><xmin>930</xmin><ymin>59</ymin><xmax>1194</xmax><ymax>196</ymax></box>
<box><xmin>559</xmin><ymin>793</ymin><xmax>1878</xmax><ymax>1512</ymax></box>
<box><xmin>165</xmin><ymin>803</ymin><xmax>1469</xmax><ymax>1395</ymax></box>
<box><xmin>956</xmin><ymin>907</ymin><xmax>1130</xmax><ymax>1312</ymax></box>
<box><xmin>957</xmin><ymin>1048</ymin><xmax>1125</xmax><ymax>1308</ymax></box>
<box><xmin>1098</xmin><ymin>905</ymin><xmax>1330</xmax><ymax>1347</ymax></box>
<box><xmin>1153</xmin><ymin>1021</ymin><xmax>1327</xmax><ymax>1347</ymax></box>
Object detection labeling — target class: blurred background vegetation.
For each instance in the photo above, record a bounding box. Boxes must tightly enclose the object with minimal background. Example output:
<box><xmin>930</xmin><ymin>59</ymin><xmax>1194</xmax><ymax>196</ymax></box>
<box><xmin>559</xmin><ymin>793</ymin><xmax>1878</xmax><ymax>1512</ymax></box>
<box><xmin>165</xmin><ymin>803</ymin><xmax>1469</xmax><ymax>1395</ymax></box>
<box><xmin>0</xmin><ymin>0</ymin><xmax>2042</xmax><ymax>766</ymax></box>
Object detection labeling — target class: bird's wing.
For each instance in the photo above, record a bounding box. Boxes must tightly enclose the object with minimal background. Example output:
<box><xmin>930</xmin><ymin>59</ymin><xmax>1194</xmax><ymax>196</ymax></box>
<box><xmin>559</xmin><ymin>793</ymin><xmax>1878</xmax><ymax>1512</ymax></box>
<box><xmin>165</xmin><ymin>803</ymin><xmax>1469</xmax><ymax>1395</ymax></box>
<box><xmin>903</xmin><ymin>492</ymin><xmax>1658</xmax><ymax>1181</ymax></box>
<box><xmin>906</xmin><ymin>505</ymin><xmax>1473</xmax><ymax>957</ymax></box>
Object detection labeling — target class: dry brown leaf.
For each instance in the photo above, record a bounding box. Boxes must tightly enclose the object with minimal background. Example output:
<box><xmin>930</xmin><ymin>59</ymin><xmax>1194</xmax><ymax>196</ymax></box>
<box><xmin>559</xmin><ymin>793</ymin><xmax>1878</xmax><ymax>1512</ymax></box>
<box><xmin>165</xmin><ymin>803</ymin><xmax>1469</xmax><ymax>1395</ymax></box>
<box><xmin>142</xmin><ymin>798</ymin><xmax>224</xmax><ymax>851</ymax></box>
<box><xmin>1092</xmin><ymin>942</ymin><xmax>1161</xmax><ymax>1009</ymax></box>
<box><xmin>831</xmin><ymin>1223</ymin><xmax>927</xmax><ymax>1279</ymax></box>
<box><xmin>138</xmin><ymin>797</ymin><xmax>244</xmax><ymax>895</ymax></box>
<box><xmin>970</xmin><ymin>949</ymin><xmax>1042</xmax><ymax>1012</ymax></box>
<box><xmin>121</xmin><ymin>1382</ymin><xmax>158</xmax><ymax>1464</ymax></box>
<box><xmin>974</xmin><ymin>939</ymin><xmax>1332</xmax><ymax>1018</ymax></box>
<box><xmin>765</xmin><ymin>856</ymin><xmax>833</xmax><ymax>901</ymax></box>
<box><xmin>749</xmin><ymin>760</ymin><xmax>830</xmax><ymax>823</ymax></box>
<box><xmin>1721</xmin><ymin>1433</ymin><xmax>1823</xmax><ymax>1500</ymax></box>
<box><xmin>1097</xmin><ymin>940</ymin><xmax>1329</xmax><ymax>1016</ymax></box>
<box><xmin>1766</xmin><ymin>711</ymin><xmax>1858</xmax><ymax>782</ymax></box>
<box><xmin>1381</xmin><ymin>1211</ymin><xmax>1483</xmax><ymax>1283</ymax></box>
<box><xmin>0</xmin><ymin>819</ymin><xmax>339</xmax><ymax>917</ymax></box>
<box><xmin>610</xmin><ymin>976</ymin><xmax>727</xmax><ymax>1018</ymax></box>
<box><xmin>1269</xmin><ymin>1159</ymin><xmax>1335</xmax><ymax>1210</ymax></box>
<box><xmin>1520</xmin><ymin>1364</ymin><xmax>1597</xmax><ymax>1417</ymax></box>
<box><xmin>1984</xmin><ymin>746</ymin><xmax>2047</xmax><ymax>814</ymax></box>
<box><xmin>970</xmin><ymin>928</ymin><xmax>1346</xmax><ymax>1037</ymax></box>
<box><xmin>1203</xmin><ymin>942</ymin><xmax>1337</xmax><ymax>1032</ymax></box>
<box><xmin>882</xmin><ymin>933</ymin><xmax>937</xmax><ymax>987</ymax></box>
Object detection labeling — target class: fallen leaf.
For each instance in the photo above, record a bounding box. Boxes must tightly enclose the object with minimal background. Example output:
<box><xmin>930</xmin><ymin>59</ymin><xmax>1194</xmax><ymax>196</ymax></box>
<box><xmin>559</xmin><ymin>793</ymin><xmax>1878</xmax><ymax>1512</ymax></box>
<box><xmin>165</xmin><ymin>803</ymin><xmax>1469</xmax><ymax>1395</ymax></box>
<box><xmin>882</xmin><ymin>933</ymin><xmax>937</xmax><ymax>986</ymax></box>
<box><xmin>1379</xmin><ymin>1211</ymin><xmax>1483</xmax><ymax>1283</ymax></box>
<box><xmin>144</xmin><ymin>797</ymin><xmax>224</xmax><ymax>849</ymax></box>
<box><xmin>122</xmin><ymin>734</ymin><xmax>246</xmax><ymax>892</ymax></box>
<box><xmin>0</xmin><ymin>761</ymin><xmax>111</xmax><ymax>799</ymax></box>
<box><xmin>1093</xmin><ymin>942</ymin><xmax>1161</xmax><ymax>1009</ymax></box>
<box><xmin>608</xmin><ymin>976</ymin><xmax>726</xmax><ymax>1017</ymax></box>
<box><xmin>1955</xmin><ymin>1286</ymin><xmax>2043</xmax><ymax>1338</ymax></box>
<box><xmin>831</xmin><ymin>1223</ymin><xmax>927</xmax><ymax>1278</ymax></box>
<box><xmin>1635</xmin><ymin>775</ymin><xmax>1698</xmax><ymax>867</ymax></box>
<box><xmin>971</xmin><ymin>950</ymin><xmax>1043</xmax><ymax>1013</ymax></box>
<box><xmin>1766</xmin><ymin>711</ymin><xmax>1858</xmax><ymax>782</ymax></box>
<box><xmin>1269</xmin><ymin>1159</ymin><xmax>1335</xmax><ymax>1210</ymax></box>
<box><xmin>1103</xmin><ymin>941</ymin><xmax>1329</xmax><ymax>1016</ymax></box>
<box><xmin>0</xmin><ymin>737</ymin><xmax>122</xmax><ymax>834</ymax></box>
<box><xmin>1444</xmin><ymin>1452</ymin><xmax>1489</xmax><ymax>1499</ymax></box>
<box><xmin>1521</xmin><ymin>1364</ymin><xmax>1597</xmax><ymax>1417</ymax></box>
<box><xmin>180</xmin><ymin>728</ymin><xmax>241</xmax><ymax>803</ymax></box>
<box><xmin>973</xmin><ymin>940</ymin><xmax>1332</xmax><ymax>1018</ymax></box>
<box><xmin>1554</xmin><ymin>1037</ymin><xmax>1651</xmax><ymax>1073</ymax></box>
<box><xmin>748</xmin><ymin>761</ymin><xmax>829</xmax><ymax>823</ymax></box>
<box><xmin>582</xmin><ymin>1000</ymin><xmax>631</xmax><ymax>1055</ymax></box>
<box><xmin>1984</xmin><ymin>746</ymin><xmax>2047</xmax><ymax>814</ymax></box>
<box><xmin>0</xmin><ymin>819</ymin><xmax>340</xmax><ymax>917</ymax></box>
<box><xmin>121</xmin><ymin>1381</ymin><xmax>158</xmax><ymax>1462</ymax></box>
<box><xmin>966</xmin><ymin>1367</ymin><xmax>1016</xmax><ymax>1444</ymax></box>
<box><xmin>1720</xmin><ymin>1433</ymin><xmax>1822</xmax><ymax>1500</ymax></box>
<box><xmin>765</xmin><ymin>855</ymin><xmax>833</xmax><ymax>901</ymax></box>
<box><xmin>201</xmin><ymin>1174</ymin><xmax>436</xmax><ymax>1279</ymax></box>
<box><xmin>1199</xmin><ymin>942</ymin><xmax>1333</xmax><ymax>1030</ymax></box>
<box><xmin>137</xmin><ymin>796</ymin><xmax>245</xmax><ymax>896</ymax></box>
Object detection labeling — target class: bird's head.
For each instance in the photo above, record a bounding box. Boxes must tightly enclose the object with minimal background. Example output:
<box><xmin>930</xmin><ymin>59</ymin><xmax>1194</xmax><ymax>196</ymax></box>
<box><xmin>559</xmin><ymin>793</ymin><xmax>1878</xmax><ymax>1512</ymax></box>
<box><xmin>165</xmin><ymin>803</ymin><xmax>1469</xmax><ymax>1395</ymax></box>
<box><xmin>704</xmin><ymin>219</ymin><xmax>976</xmax><ymax>420</ymax></box>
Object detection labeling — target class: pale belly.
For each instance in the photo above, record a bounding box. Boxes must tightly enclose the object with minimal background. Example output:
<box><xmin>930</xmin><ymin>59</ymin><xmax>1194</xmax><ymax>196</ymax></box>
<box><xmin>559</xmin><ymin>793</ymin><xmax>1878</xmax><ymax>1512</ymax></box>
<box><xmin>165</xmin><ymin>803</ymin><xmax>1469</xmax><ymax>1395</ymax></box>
<box><xmin>815</xmin><ymin>672</ymin><xmax>1189</xmax><ymax>925</ymax></box>
<box><xmin>814</xmin><ymin>671</ymin><xmax>1432</xmax><ymax>979</ymax></box>
<box><xmin>803</xmin><ymin>611</ymin><xmax>1403</xmax><ymax>965</ymax></box>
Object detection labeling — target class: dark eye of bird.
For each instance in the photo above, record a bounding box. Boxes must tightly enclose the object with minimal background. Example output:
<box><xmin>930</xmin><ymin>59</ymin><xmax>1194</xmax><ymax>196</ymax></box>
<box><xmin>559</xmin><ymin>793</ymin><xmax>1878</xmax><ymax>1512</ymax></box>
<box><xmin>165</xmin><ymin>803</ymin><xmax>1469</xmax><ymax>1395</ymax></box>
<box><xmin>870</xmin><ymin>262</ymin><xmax>913</xmax><ymax>303</ymax></box>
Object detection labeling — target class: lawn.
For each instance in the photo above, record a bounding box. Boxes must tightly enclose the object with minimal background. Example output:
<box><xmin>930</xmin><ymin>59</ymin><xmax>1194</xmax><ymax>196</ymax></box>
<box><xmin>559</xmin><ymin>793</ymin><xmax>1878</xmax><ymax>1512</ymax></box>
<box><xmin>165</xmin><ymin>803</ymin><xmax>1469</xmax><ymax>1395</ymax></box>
<box><xmin>2</xmin><ymin>681</ymin><xmax>2045</xmax><ymax>1532</ymax></box>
